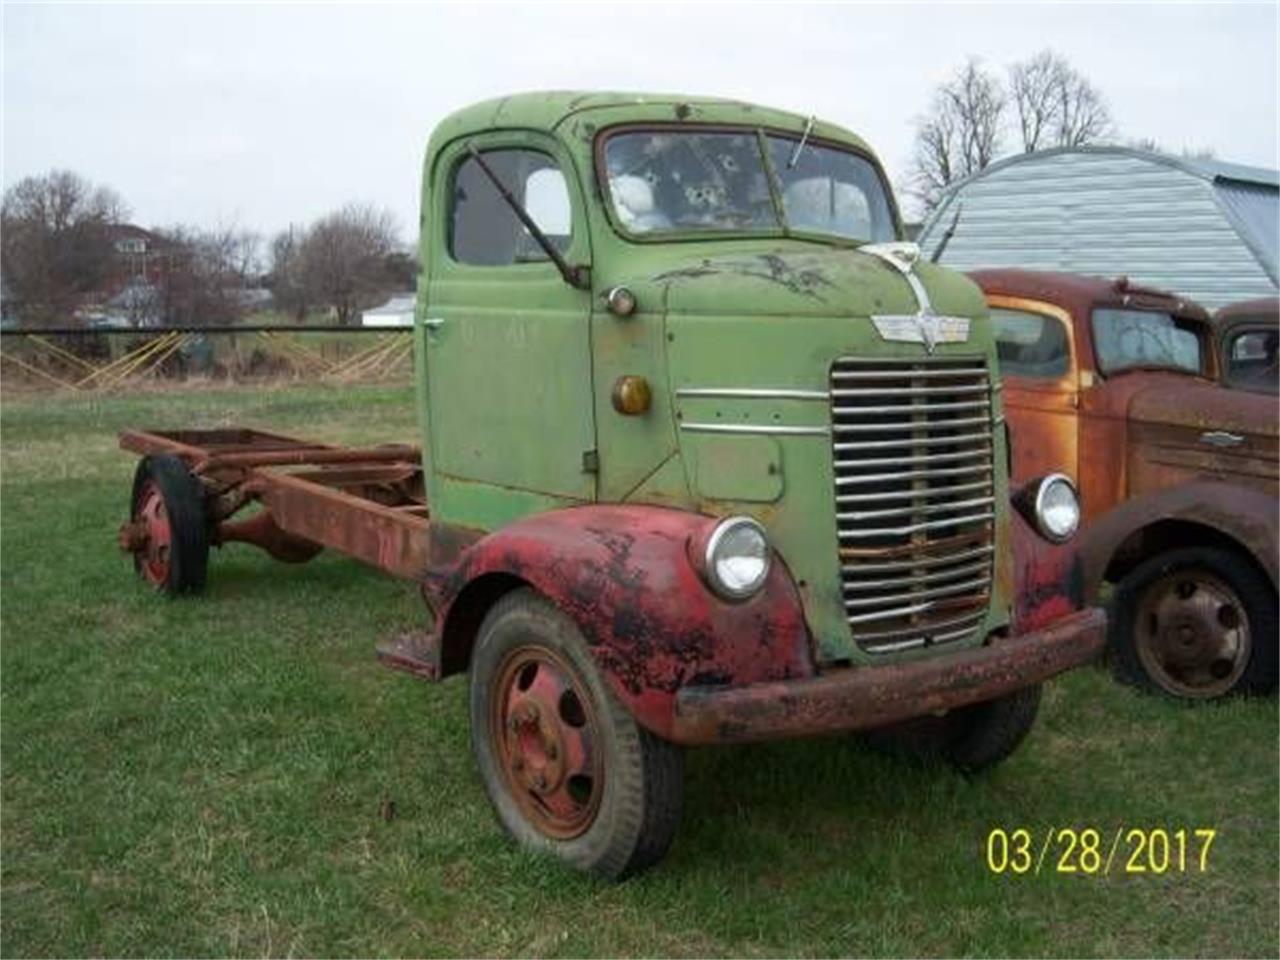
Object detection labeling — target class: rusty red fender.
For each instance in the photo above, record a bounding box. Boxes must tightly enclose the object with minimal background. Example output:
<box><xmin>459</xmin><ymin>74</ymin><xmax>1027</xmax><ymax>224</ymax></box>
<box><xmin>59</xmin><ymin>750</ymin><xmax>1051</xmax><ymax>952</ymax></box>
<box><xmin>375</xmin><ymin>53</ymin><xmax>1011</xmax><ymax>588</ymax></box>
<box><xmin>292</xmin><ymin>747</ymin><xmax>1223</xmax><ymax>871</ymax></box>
<box><xmin>1076</xmin><ymin>481</ymin><xmax>1279</xmax><ymax>602</ymax></box>
<box><xmin>424</xmin><ymin>505</ymin><xmax>816</xmax><ymax>740</ymax></box>
<box><xmin>1010</xmin><ymin>506</ymin><xmax>1087</xmax><ymax>632</ymax></box>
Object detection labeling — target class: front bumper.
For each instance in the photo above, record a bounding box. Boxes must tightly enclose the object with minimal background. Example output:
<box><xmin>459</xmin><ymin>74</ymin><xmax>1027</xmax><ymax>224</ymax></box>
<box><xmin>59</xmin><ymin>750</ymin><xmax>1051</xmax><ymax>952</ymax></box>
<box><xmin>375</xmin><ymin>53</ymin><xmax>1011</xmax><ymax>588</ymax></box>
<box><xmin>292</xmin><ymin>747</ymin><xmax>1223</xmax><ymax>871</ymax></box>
<box><xmin>670</xmin><ymin>607</ymin><xmax>1106</xmax><ymax>744</ymax></box>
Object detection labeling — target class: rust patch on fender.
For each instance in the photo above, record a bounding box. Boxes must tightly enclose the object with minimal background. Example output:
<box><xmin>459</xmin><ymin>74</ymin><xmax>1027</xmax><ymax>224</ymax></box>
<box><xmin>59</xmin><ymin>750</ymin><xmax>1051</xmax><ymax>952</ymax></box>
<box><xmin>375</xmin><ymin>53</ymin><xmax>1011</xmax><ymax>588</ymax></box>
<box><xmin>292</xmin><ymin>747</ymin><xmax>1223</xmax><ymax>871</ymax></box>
<box><xmin>426</xmin><ymin>505</ymin><xmax>815</xmax><ymax>740</ymax></box>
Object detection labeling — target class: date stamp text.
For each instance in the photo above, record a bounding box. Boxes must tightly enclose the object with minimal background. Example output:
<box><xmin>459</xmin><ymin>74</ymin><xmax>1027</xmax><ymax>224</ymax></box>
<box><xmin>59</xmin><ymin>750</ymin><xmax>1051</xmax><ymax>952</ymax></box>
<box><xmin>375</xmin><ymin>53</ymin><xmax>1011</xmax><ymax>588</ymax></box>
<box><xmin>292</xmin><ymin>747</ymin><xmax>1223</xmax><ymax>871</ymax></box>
<box><xmin>985</xmin><ymin>827</ymin><xmax>1217</xmax><ymax>876</ymax></box>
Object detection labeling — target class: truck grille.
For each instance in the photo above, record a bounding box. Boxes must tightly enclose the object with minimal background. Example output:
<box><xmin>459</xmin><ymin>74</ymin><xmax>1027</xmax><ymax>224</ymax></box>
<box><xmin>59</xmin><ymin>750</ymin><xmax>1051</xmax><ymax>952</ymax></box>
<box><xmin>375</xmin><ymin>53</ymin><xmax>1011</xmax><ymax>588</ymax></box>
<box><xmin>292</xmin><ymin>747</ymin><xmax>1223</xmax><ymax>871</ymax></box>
<box><xmin>830</xmin><ymin>357</ymin><xmax>997</xmax><ymax>654</ymax></box>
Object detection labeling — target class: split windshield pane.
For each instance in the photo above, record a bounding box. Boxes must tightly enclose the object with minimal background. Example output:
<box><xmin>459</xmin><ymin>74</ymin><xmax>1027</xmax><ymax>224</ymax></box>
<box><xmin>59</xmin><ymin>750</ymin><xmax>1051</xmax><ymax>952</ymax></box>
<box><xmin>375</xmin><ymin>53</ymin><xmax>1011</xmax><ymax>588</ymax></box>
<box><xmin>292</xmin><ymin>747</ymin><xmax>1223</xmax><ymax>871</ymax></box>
<box><xmin>1091</xmin><ymin>308</ymin><xmax>1203</xmax><ymax>375</ymax></box>
<box><xmin>765</xmin><ymin>136</ymin><xmax>895</xmax><ymax>242</ymax></box>
<box><xmin>603</xmin><ymin>131</ymin><xmax>777</xmax><ymax>234</ymax></box>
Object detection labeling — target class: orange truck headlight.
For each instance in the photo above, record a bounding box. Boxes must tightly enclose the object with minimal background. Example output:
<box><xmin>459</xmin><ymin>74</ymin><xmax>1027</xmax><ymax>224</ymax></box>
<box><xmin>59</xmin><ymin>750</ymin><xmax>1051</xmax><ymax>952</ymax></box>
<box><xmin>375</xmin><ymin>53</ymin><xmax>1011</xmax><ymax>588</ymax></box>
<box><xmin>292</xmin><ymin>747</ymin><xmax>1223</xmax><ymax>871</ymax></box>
<box><xmin>1023</xmin><ymin>473</ymin><xmax>1081</xmax><ymax>543</ymax></box>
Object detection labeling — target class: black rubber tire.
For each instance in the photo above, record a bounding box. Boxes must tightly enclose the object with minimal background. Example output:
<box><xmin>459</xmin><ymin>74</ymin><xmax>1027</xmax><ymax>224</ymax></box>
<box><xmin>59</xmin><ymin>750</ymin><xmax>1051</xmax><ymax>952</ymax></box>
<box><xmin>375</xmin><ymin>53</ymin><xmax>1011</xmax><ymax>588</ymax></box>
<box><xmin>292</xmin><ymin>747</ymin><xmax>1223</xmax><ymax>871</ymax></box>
<box><xmin>129</xmin><ymin>454</ymin><xmax>209</xmax><ymax>594</ymax></box>
<box><xmin>863</xmin><ymin>684</ymin><xmax>1042</xmax><ymax>775</ymax></box>
<box><xmin>1109</xmin><ymin>547</ymin><xmax>1278</xmax><ymax>699</ymax></box>
<box><xmin>468</xmin><ymin>588</ymin><xmax>684</xmax><ymax>880</ymax></box>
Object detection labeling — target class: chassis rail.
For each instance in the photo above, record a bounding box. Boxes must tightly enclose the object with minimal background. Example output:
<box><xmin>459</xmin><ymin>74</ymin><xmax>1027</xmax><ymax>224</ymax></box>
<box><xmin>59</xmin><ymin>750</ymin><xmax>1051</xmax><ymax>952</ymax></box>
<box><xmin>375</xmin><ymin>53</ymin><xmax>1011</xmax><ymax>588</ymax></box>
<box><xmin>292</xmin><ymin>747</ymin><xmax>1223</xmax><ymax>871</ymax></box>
<box><xmin>119</xmin><ymin>428</ymin><xmax>470</xmax><ymax>579</ymax></box>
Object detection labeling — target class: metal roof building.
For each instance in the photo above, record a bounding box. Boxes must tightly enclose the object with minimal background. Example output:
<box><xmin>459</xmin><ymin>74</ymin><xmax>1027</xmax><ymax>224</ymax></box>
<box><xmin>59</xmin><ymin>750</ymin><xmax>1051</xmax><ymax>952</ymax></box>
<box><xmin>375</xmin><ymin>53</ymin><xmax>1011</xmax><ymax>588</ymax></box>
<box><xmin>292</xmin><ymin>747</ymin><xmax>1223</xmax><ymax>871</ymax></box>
<box><xmin>916</xmin><ymin>146</ymin><xmax>1278</xmax><ymax>309</ymax></box>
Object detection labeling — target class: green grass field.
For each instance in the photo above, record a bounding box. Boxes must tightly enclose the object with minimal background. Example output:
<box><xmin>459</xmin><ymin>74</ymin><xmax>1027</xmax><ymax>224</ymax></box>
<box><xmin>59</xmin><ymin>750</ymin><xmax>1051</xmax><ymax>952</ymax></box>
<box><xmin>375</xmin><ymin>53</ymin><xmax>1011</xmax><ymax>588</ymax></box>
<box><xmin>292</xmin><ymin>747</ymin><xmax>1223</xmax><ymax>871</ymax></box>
<box><xmin>2</xmin><ymin>384</ymin><xmax>1277</xmax><ymax>958</ymax></box>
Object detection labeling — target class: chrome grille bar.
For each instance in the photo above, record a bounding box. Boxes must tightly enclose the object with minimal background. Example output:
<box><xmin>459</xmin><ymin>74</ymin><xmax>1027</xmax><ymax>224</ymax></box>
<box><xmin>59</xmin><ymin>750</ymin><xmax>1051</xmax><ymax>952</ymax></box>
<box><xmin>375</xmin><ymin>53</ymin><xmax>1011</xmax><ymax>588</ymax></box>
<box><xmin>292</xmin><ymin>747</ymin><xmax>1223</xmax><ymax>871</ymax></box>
<box><xmin>842</xmin><ymin>558</ymin><xmax>993</xmax><ymax>592</ymax></box>
<box><xmin>856</xmin><ymin>610</ymin><xmax>988</xmax><ymax>644</ymax></box>
<box><xmin>835</xmin><ymin>463</ymin><xmax>991</xmax><ymax>486</ymax></box>
<box><xmin>838</xmin><ymin>496</ymin><xmax>996</xmax><ymax>523</ymax></box>
<box><xmin>832</xmin><ymin>448</ymin><xmax>992</xmax><ymax>471</ymax></box>
<box><xmin>843</xmin><ymin>577</ymin><xmax>991</xmax><ymax>610</ymax></box>
<box><xmin>838</xmin><ymin>511</ymin><xmax>995</xmax><ymax>540</ymax></box>
<box><xmin>832</xmin><ymin>430</ymin><xmax>992</xmax><ymax>452</ymax></box>
<box><xmin>861</xmin><ymin>612</ymin><xmax>987</xmax><ymax>653</ymax></box>
<box><xmin>832</xmin><ymin>366</ymin><xmax>987</xmax><ymax>380</ymax></box>
<box><xmin>841</xmin><ymin>544</ymin><xmax>994</xmax><ymax>574</ymax></box>
<box><xmin>830</xmin><ymin>400</ymin><xmax>990</xmax><ymax>415</ymax></box>
<box><xmin>833</xmin><ymin>384</ymin><xmax>990</xmax><ymax>397</ymax></box>
<box><xmin>833</xmin><ymin>415</ymin><xmax>992</xmax><ymax>434</ymax></box>
<box><xmin>836</xmin><ymin>479</ymin><xmax>993</xmax><ymax>505</ymax></box>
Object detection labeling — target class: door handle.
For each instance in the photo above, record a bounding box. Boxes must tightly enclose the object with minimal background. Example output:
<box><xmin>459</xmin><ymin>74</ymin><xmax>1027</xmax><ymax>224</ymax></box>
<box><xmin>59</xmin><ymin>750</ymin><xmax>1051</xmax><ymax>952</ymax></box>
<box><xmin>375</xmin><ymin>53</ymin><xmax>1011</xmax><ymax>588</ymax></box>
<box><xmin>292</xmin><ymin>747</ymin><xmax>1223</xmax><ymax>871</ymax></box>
<box><xmin>423</xmin><ymin>317</ymin><xmax>445</xmax><ymax>331</ymax></box>
<box><xmin>1199</xmin><ymin>430</ymin><xmax>1244</xmax><ymax>448</ymax></box>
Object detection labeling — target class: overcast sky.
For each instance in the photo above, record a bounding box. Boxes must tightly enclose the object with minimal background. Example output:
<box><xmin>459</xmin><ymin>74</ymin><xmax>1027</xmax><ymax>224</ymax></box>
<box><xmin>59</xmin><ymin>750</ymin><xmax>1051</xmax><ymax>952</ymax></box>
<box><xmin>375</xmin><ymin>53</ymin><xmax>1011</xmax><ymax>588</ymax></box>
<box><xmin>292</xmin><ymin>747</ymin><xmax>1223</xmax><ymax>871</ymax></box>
<box><xmin>3</xmin><ymin>1</ymin><xmax>1277</xmax><ymax>241</ymax></box>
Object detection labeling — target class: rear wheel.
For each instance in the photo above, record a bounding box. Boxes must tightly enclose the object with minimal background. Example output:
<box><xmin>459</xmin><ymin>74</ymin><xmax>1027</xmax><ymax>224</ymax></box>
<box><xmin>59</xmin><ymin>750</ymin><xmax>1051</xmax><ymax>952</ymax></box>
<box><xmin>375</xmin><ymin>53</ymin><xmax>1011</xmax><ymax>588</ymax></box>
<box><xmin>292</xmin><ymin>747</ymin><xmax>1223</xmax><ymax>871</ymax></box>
<box><xmin>124</xmin><ymin>455</ymin><xmax>209</xmax><ymax>594</ymax></box>
<box><xmin>1110</xmin><ymin>547</ymin><xmax>1277</xmax><ymax>699</ymax></box>
<box><xmin>864</xmin><ymin>685</ymin><xmax>1042</xmax><ymax>774</ymax></box>
<box><xmin>468</xmin><ymin>589</ymin><xmax>683</xmax><ymax>879</ymax></box>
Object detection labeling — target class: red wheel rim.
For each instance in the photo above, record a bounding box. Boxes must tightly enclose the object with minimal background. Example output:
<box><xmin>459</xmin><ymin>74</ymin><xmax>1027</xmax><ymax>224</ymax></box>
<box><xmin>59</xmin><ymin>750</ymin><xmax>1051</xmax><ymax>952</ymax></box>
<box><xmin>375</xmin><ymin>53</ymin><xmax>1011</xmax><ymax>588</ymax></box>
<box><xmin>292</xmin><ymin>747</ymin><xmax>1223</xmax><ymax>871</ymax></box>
<box><xmin>489</xmin><ymin>645</ymin><xmax>603</xmax><ymax>839</ymax></box>
<box><xmin>135</xmin><ymin>480</ymin><xmax>173</xmax><ymax>587</ymax></box>
<box><xmin>1134</xmin><ymin>567</ymin><xmax>1251</xmax><ymax>698</ymax></box>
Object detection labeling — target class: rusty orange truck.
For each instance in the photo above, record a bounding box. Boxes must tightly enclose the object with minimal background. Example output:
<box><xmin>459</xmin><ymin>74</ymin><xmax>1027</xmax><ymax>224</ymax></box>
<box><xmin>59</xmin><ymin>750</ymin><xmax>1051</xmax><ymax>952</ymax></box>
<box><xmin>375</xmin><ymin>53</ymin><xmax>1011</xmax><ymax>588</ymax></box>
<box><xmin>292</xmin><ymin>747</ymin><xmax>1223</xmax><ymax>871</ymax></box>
<box><xmin>973</xmin><ymin>269</ymin><xmax>1277</xmax><ymax>700</ymax></box>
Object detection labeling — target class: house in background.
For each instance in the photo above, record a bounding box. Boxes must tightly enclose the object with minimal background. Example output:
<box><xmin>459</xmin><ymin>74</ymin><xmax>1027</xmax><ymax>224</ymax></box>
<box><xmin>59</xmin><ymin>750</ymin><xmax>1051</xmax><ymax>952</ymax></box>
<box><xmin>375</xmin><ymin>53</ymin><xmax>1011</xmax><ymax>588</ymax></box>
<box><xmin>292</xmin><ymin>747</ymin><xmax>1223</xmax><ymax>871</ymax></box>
<box><xmin>107</xmin><ymin>224</ymin><xmax>169</xmax><ymax>291</ymax></box>
<box><xmin>361</xmin><ymin>293</ymin><xmax>415</xmax><ymax>328</ymax></box>
<box><xmin>917</xmin><ymin>146</ymin><xmax>1278</xmax><ymax>309</ymax></box>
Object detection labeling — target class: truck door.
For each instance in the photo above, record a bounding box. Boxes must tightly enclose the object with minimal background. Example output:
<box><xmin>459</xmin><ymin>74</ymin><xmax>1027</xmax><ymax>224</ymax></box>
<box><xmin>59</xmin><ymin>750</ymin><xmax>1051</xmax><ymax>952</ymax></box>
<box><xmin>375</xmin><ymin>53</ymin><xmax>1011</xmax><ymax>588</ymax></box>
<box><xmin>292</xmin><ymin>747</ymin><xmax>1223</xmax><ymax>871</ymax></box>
<box><xmin>987</xmin><ymin>298</ymin><xmax>1080</xmax><ymax>487</ymax></box>
<box><xmin>422</xmin><ymin>133</ymin><xmax>596</xmax><ymax>525</ymax></box>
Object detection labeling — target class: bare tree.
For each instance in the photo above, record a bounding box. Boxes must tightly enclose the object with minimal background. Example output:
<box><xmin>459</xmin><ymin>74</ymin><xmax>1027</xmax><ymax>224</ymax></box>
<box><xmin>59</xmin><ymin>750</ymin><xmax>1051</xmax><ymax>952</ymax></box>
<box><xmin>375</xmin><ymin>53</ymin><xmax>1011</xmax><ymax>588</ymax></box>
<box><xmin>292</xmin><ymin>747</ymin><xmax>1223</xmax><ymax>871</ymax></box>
<box><xmin>0</xmin><ymin>169</ymin><xmax>128</xmax><ymax>325</ymax></box>
<box><xmin>268</xmin><ymin>226</ymin><xmax>311</xmax><ymax>321</ymax></box>
<box><xmin>154</xmin><ymin>224</ymin><xmax>260</xmax><ymax>326</ymax></box>
<box><xmin>298</xmin><ymin>204</ymin><xmax>401</xmax><ymax>326</ymax></box>
<box><xmin>1009</xmin><ymin>51</ymin><xmax>1059</xmax><ymax>153</ymax></box>
<box><xmin>1010</xmin><ymin>50</ymin><xmax>1112</xmax><ymax>152</ymax></box>
<box><xmin>908</xmin><ymin>58</ymin><xmax>1006</xmax><ymax>212</ymax></box>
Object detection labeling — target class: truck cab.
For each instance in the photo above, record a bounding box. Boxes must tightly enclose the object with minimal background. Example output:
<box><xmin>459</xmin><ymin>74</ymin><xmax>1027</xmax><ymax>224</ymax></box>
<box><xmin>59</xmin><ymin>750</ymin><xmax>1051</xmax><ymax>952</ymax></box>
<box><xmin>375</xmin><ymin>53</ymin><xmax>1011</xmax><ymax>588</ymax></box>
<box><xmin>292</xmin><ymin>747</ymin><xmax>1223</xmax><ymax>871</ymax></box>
<box><xmin>418</xmin><ymin>94</ymin><xmax>1080</xmax><ymax>659</ymax></box>
<box><xmin>972</xmin><ymin>269</ymin><xmax>1277</xmax><ymax>700</ymax></box>
<box><xmin>119</xmin><ymin>94</ymin><xmax>1104</xmax><ymax>879</ymax></box>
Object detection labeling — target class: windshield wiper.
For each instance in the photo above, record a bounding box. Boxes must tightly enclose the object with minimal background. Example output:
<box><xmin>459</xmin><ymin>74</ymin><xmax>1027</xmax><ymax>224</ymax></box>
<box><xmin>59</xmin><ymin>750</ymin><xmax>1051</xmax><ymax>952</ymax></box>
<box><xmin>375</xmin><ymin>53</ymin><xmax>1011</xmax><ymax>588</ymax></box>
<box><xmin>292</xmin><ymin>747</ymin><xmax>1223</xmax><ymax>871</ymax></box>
<box><xmin>787</xmin><ymin>115</ymin><xmax>816</xmax><ymax>169</ymax></box>
<box><xmin>465</xmin><ymin>143</ymin><xmax>590</xmax><ymax>289</ymax></box>
<box><xmin>929</xmin><ymin>203</ymin><xmax>963</xmax><ymax>263</ymax></box>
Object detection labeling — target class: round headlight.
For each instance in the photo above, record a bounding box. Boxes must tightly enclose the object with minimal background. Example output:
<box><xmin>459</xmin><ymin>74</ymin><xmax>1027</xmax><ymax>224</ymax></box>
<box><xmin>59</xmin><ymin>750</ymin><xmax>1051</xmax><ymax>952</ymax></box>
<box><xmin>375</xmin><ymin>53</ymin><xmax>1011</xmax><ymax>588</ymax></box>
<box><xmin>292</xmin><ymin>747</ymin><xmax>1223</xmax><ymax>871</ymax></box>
<box><xmin>1034</xmin><ymin>473</ymin><xmax>1080</xmax><ymax>542</ymax></box>
<box><xmin>704</xmin><ymin>516</ymin><xmax>771</xmax><ymax>600</ymax></box>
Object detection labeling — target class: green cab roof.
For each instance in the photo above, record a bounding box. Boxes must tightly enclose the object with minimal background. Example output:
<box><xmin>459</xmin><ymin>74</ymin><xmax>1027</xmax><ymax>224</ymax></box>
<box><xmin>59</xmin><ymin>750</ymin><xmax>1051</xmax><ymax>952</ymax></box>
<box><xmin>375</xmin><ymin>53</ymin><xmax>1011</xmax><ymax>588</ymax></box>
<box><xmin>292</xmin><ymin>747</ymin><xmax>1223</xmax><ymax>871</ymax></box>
<box><xmin>427</xmin><ymin>90</ymin><xmax>874</xmax><ymax>155</ymax></box>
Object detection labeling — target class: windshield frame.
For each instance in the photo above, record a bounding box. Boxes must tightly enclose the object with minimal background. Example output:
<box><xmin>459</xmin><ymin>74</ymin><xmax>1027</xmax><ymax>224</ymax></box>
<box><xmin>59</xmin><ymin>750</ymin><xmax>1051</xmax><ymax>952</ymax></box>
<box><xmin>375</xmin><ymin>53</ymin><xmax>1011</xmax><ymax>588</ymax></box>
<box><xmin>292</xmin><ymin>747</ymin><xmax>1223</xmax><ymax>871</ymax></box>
<box><xmin>593</xmin><ymin>121</ymin><xmax>904</xmax><ymax>246</ymax></box>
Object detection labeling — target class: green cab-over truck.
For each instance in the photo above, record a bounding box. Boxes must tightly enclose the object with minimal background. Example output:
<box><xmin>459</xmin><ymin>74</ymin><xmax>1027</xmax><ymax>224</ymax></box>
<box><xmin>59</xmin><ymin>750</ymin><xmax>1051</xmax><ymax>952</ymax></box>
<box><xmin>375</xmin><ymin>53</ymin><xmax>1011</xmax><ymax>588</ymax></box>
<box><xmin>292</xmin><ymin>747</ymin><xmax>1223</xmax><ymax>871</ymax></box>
<box><xmin>118</xmin><ymin>92</ymin><xmax>1105</xmax><ymax>878</ymax></box>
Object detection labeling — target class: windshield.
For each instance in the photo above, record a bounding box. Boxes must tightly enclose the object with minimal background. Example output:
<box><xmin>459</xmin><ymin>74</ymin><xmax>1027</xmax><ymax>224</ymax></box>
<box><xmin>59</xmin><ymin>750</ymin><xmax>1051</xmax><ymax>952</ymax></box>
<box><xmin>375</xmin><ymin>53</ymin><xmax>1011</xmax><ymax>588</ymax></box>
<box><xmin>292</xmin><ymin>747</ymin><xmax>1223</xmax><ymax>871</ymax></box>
<box><xmin>1091</xmin><ymin>308</ymin><xmax>1204</xmax><ymax>376</ymax></box>
<box><xmin>602</xmin><ymin>129</ymin><xmax>897</xmax><ymax>242</ymax></box>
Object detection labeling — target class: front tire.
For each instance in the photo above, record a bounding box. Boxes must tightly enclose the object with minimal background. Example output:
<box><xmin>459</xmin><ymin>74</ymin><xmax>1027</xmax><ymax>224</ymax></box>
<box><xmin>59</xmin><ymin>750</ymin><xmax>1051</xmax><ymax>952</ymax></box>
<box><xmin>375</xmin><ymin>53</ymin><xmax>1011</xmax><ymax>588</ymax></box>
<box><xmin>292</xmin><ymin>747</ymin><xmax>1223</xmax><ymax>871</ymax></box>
<box><xmin>864</xmin><ymin>685</ymin><xmax>1042</xmax><ymax>774</ymax></box>
<box><xmin>468</xmin><ymin>588</ymin><xmax>683</xmax><ymax>879</ymax></box>
<box><xmin>1110</xmin><ymin>547</ymin><xmax>1277</xmax><ymax>699</ymax></box>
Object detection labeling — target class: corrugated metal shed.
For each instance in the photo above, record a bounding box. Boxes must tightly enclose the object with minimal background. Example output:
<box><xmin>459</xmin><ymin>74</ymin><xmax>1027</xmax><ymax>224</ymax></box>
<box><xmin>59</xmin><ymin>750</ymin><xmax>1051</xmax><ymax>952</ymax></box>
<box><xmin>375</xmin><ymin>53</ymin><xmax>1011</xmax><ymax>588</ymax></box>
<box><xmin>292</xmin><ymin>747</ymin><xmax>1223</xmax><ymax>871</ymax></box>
<box><xmin>917</xmin><ymin>146</ymin><xmax>1279</xmax><ymax>309</ymax></box>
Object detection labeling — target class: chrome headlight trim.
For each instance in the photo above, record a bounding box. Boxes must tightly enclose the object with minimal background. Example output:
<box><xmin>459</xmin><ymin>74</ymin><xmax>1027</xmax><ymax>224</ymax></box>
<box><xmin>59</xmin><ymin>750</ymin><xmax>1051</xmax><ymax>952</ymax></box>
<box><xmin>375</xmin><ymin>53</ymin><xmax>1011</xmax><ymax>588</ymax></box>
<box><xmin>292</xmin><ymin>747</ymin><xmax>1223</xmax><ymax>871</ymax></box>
<box><xmin>1033</xmin><ymin>472</ymin><xmax>1080</xmax><ymax>543</ymax></box>
<box><xmin>703</xmin><ymin>516</ymin><xmax>771</xmax><ymax>600</ymax></box>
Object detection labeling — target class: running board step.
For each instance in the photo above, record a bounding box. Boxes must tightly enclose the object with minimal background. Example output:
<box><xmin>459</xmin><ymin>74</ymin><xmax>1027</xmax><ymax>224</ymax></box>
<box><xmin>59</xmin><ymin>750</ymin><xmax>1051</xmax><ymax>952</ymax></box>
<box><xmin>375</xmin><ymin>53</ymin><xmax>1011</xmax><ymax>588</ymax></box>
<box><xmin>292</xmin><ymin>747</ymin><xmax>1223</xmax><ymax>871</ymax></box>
<box><xmin>375</xmin><ymin>630</ymin><xmax>439</xmax><ymax>680</ymax></box>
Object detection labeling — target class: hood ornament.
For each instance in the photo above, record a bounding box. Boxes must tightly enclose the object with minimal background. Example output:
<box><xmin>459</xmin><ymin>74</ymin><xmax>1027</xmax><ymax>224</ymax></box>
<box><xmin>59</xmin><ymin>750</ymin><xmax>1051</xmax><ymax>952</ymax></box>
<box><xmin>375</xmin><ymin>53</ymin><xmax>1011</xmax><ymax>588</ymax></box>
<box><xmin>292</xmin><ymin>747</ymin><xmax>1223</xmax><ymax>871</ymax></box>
<box><xmin>862</xmin><ymin>242</ymin><xmax>970</xmax><ymax>355</ymax></box>
<box><xmin>861</xmin><ymin>241</ymin><xmax>921</xmax><ymax>274</ymax></box>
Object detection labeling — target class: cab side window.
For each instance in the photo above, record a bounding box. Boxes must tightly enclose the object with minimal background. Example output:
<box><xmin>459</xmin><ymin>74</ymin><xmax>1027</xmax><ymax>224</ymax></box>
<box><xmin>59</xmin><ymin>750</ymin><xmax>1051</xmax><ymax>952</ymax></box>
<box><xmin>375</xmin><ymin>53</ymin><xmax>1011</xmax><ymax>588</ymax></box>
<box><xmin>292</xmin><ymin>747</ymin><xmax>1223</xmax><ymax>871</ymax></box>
<box><xmin>1225</xmin><ymin>329</ymin><xmax>1279</xmax><ymax>393</ymax></box>
<box><xmin>990</xmin><ymin>307</ymin><xmax>1071</xmax><ymax>379</ymax></box>
<box><xmin>449</xmin><ymin>149</ymin><xmax>572</xmax><ymax>266</ymax></box>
